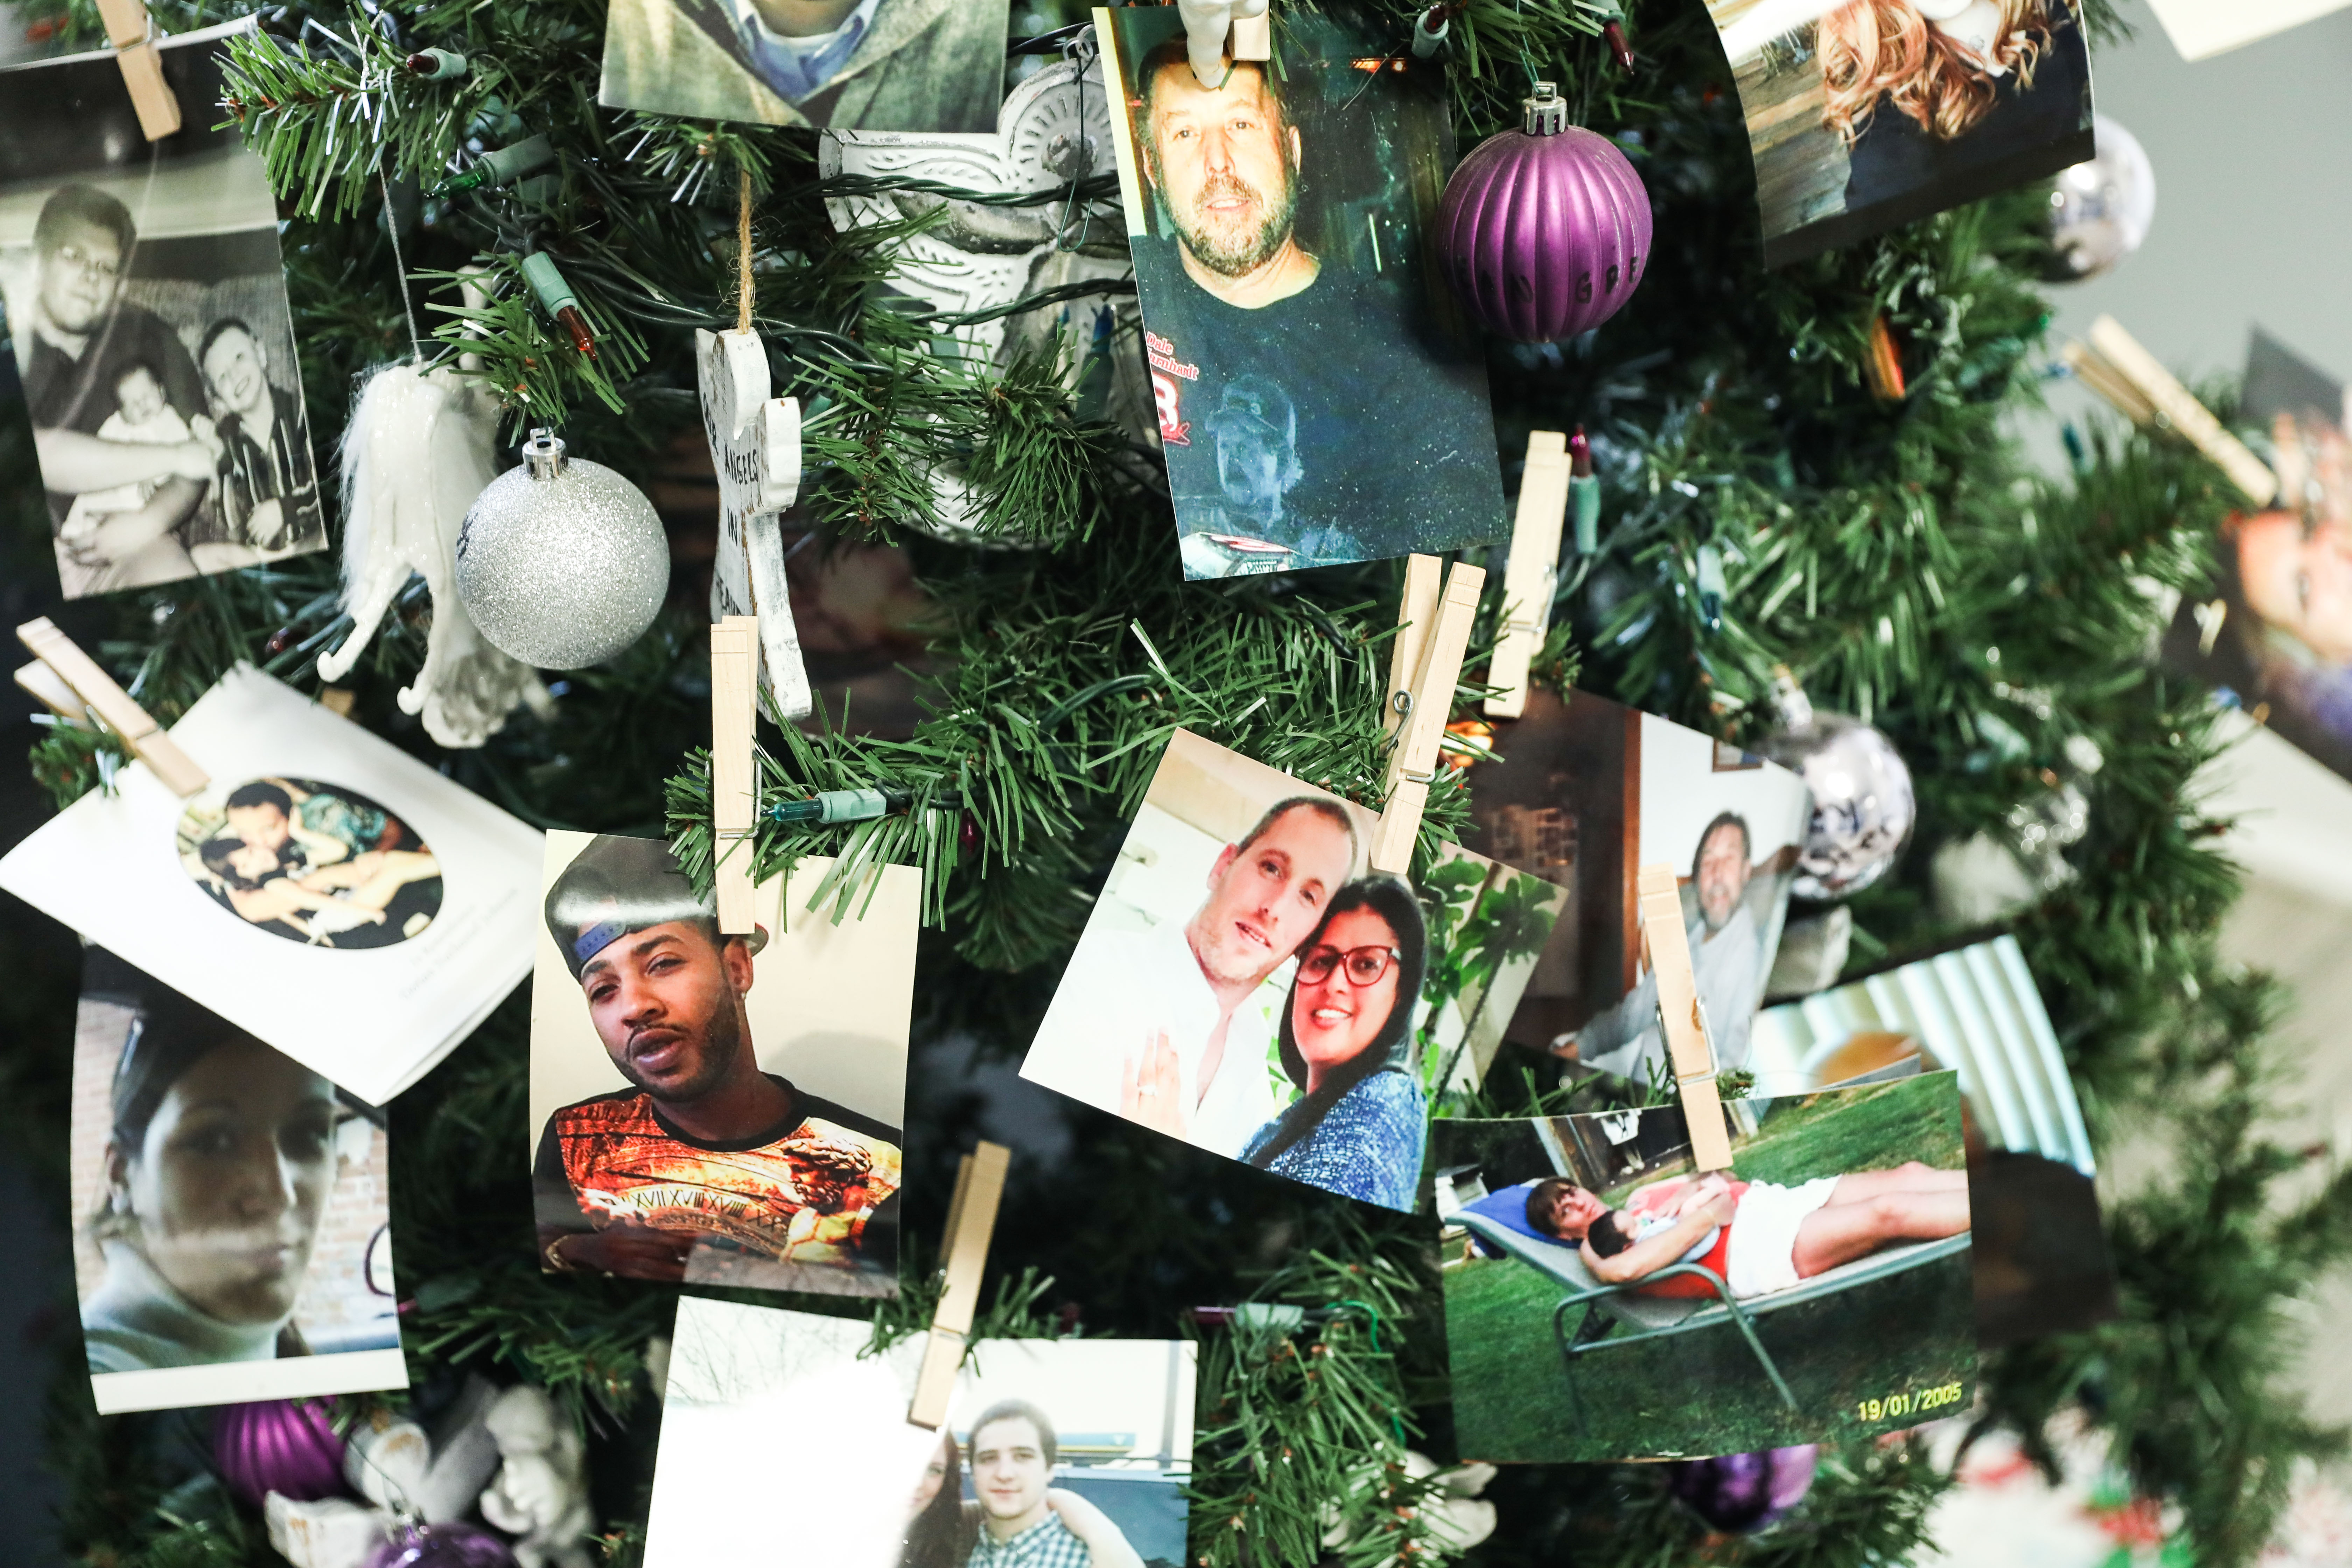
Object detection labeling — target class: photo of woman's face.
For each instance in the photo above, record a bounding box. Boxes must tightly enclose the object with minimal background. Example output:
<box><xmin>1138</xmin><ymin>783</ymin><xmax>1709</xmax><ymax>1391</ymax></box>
<box><xmin>909</xmin><ymin>1434</ymin><xmax>954</xmax><ymax>1516</ymax></box>
<box><xmin>2236</xmin><ymin>509</ymin><xmax>2352</xmax><ymax>665</ymax></box>
<box><xmin>1292</xmin><ymin>907</ymin><xmax>1404</xmax><ymax>1071</ymax></box>
<box><xmin>117</xmin><ymin>1039</ymin><xmax>340</xmax><ymax>1324</ymax></box>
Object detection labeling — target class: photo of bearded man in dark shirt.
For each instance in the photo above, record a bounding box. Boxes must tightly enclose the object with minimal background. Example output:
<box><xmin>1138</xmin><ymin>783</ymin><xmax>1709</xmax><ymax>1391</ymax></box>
<box><xmin>1111</xmin><ymin>15</ymin><xmax>1506</xmax><ymax>579</ymax></box>
<box><xmin>532</xmin><ymin>835</ymin><xmax>902</xmax><ymax>1289</ymax></box>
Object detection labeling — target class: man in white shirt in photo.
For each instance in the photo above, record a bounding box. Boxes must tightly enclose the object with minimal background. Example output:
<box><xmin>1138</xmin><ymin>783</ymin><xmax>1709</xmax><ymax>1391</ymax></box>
<box><xmin>1559</xmin><ymin>810</ymin><xmax>1763</xmax><ymax>1080</ymax></box>
<box><xmin>1022</xmin><ymin>795</ymin><xmax>1358</xmax><ymax>1158</ymax></box>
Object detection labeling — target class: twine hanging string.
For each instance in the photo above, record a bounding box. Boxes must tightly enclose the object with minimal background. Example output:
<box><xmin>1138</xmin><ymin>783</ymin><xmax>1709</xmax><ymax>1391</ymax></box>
<box><xmin>382</xmin><ymin>167</ymin><xmax>425</xmax><ymax>359</ymax></box>
<box><xmin>736</xmin><ymin>165</ymin><xmax>755</xmax><ymax>335</ymax></box>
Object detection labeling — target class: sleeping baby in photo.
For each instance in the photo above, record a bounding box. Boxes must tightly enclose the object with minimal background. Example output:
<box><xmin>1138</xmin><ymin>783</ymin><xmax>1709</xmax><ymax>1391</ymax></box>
<box><xmin>55</xmin><ymin>361</ymin><xmax>223</xmax><ymax>595</ymax></box>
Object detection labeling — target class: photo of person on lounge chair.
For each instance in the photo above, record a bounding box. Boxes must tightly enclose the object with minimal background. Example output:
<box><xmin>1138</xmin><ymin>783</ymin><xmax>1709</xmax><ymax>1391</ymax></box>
<box><xmin>1523</xmin><ymin>1164</ymin><xmax>1969</xmax><ymax>1301</ymax></box>
<box><xmin>1432</xmin><ymin>1073</ymin><xmax>1979</xmax><ymax>1461</ymax></box>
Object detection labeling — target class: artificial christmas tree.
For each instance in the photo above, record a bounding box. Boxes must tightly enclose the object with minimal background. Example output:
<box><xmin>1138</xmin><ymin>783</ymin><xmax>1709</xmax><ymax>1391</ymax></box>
<box><xmin>4</xmin><ymin>2</ymin><xmax>2350</xmax><ymax>1567</ymax></box>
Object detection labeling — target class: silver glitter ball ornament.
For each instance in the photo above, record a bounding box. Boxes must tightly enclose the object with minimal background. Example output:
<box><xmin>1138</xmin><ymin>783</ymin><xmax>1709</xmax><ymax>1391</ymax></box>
<box><xmin>454</xmin><ymin>428</ymin><xmax>668</xmax><ymax>670</ymax></box>
<box><xmin>1758</xmin><ymin>678</ymin><xmax>1916</xmax><ymax>901</ymax></box>
<box><xmin>2042</xmin><ymin>114</ymin><xmax>2155</xmax><ymax>283</ymax></box>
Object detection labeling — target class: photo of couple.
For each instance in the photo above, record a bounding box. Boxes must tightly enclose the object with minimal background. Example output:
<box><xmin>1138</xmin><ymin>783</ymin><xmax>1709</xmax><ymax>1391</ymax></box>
<box><xmin>0</xmin><ymin>21</ymin><xmax>326</xmax><ymax>597</ymax></box>
<box><xmin>1706</xmin><ymin>0</ymin><xmax>2096</xmax><ymax>265</ymax></box>
<box><xmin>898</xmin><ymin>1399</ymin><xmax>1174</xmax><ymax>1568</ymax></box>
<box><xmin>176</xmin><ymin>778</ymin><xmax>443</xmax><ymax>948</ymax></box>
<box><xmin>1022</xmin><ymin>731</ymin><xmax>1564</xmax><ymax>1213</ymax></box>
<box><xmin>1432</xmin><ymin>1073</ymin><xmax>1976</xmax><ymax>1461</ymax></box>
<box><xmin>68</xmin><ymin>949</ymin><xmax>405</xmax><ymax>1413</ymax></box>
<box><xmin>528</xmin><ymin>833</ymin><xmax>919</xmax><ymax>1293</ymax></box>
<box><xmin>1460</xmin><ymin>687</ymin><xmax>1813</xmax><ymax>1085</ymax></box>
<box><xmin>649</xmin><ymin>1302</ymin><xmax>1193</xmax><ymax>1568</ymax></box>
<box><xmin>2161</xmin><ymin>330</ymin><xmax>2352</xmax><ymax>784</ymax></box>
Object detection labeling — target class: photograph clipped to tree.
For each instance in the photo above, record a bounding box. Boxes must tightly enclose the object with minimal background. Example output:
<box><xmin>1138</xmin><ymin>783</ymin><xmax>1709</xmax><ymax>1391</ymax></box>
<box><xmin>1</xmin><ymin>2</ymin><xmax>2348</xmax><ymax>1568</ymax></box>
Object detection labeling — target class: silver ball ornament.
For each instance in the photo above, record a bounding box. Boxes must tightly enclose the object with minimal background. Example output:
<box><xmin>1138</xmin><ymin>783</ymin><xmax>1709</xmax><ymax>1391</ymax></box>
<box><xmin>454</xmin><ymin>429</ymin><xmax>668</xmax><ymax>670</ymax></box>
<box><xmin>1758</xmin><ymin>683</ymin><xmax>1916</xmax><ymax>901</ymax></box>
<box><xmin>2042</xmin><ymin>114</ymin><xmax>2155</xmax><ymax>283</ymax></box>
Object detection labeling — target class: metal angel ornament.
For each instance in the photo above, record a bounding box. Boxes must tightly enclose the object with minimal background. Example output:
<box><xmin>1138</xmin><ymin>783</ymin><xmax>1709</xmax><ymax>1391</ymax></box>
<box><xmin>819</xmin><ymin>31</ymin><xmax>1147</xmax><ymax>540</ymax></box>
<box><xmin>695</xmin><ymin>326</ymin><xmax>813</xmax><ymax>719</ymax></box>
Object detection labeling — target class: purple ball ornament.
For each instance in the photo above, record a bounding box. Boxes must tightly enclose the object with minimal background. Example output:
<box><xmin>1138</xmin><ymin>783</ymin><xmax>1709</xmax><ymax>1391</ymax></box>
<box><xmin>213</xmin><ymin>1398</ymin><xmax>350</xmax><ymax>1507</ymax></box>
<box><xmin>1436</xmin><ymin>81</ymin><xmax>1653</xmax><ymax>342</ymax></box>
<box><xmin>367</xmin><ymin>1519</ymin><xmax>519</xmax><ymax>1568</ymax></box>
<box><xmin>1665</xmin><ymin>1445</ymin><xmax>1819</xmax><ymax>1533</ymax></box>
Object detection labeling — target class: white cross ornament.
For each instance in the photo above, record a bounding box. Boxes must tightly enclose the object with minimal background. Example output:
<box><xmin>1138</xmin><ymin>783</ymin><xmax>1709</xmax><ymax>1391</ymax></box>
<box><xmin>696</xmin><ymin>326</ymin><xmax>813</xmax><ymax>720</ymax></box>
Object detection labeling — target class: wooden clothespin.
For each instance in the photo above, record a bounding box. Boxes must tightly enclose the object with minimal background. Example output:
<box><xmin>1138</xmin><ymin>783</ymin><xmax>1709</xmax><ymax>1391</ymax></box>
<box><xmin>1369</xmin><ymin>555</ymin><xmax>1485</xmax><ymax>875</ymax></box>
<box><xmin>2070</xmin><ymin>316</ymin><xmax>2280</xmax><ymax>507</ymax></box>
<box><xmin>2058</xmin><ymin>339</ymin><xmax>2156</xmax><ymax>425</ymax></box>
<box><xmin>909</xmin><ymin>1141</ymin><xmax>1011</xmax><ymax>1429</ymax></box>
<box><xmin>14</xmin><ymin>660</ymin><xmax>85</xmax><ymax>725</ymax></box>
<box><xmin>1230</xmin><ymin>7</ymin><xmax>1273</xmax><ymax>58</ymax></box>
<box><xmin>709</xmin><ymin>615</ymin><xmax>759</xmax><ymax>935</ymax></box>
<box><xmin>17</xmin><ymin>618</ymin><xmax>206</xmax><ymax>796</ymax></box>
<box><xmin>92</xmin><ymin>0</ymin><xmax>182</xmax><ymax>141</ymax></box>
<box><xmin>1383</xmin><ymin>555</ymin><xmax>1442</xmax><ymax>741</ymax></box>
<box><xmin>1634</xmin><ymin>864</ymin><xmax>1734</xmax><ymax>1171</ymax></box>
<box><xmin>1484</xmin><ymin>430</ymin><xmax>1572</xmax><ymax>721</ymax></box>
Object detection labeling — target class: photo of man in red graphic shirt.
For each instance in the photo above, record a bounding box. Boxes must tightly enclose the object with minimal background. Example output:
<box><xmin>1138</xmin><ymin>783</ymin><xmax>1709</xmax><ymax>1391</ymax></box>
<box><xmin>532</xmin><ymin>834</ymin><xmax>905</xmax><ymax>1290</ymax></box>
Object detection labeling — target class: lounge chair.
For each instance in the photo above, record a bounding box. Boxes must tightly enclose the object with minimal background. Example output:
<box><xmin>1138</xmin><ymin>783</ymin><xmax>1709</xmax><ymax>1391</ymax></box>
<box><xmin>1452</xmin><ymin>1182</ymin><xmax>1971</xmax><ymax>1435</ymax></box>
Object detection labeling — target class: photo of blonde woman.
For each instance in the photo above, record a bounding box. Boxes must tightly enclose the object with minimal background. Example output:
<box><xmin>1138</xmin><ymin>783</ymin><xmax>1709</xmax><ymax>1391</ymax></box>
<box><xmin>1707</xmin><ymin>0</ymin><xmax>2093</xmax><ymax>264</ymax></box>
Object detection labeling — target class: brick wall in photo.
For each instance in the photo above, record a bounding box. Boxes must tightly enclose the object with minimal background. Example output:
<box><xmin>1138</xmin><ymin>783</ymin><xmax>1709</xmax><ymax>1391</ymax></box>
<box><xmin>67</xmin><ymin>996</ymin><xmax>397</xmax><ymax>1346</ymax></box>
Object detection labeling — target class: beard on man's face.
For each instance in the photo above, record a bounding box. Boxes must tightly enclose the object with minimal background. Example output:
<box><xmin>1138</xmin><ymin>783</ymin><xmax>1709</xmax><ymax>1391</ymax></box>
<box><xmin>1153</xmin><ymin>148</ymin><xmax>1301</xmax><ymax>279</ymax></box>
<box><xmin>613</xmin><ymin>993</ymin><xmax>745</xmax><ymax>1104</ymax></box>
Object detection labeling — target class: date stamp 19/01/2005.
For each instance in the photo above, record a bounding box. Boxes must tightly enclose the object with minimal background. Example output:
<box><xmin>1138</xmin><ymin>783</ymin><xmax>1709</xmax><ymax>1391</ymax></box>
<box><xmin>1857</xmin><ymin>1381</ymin><xmax>1966</xmax><ymax>1424</ymax></box>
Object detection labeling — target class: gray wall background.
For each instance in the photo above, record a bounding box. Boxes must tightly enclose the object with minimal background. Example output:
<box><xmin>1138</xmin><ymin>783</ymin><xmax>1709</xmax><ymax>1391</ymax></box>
<box><xmin>2023</xmin><ymin>6</ymin><xmax>2352</xmax><ymax>464</ymax></box>
<box><xmin>2045</xmin><ymin>6</ymin><xmax>2352</xmax><ymax>1436</ymax></box>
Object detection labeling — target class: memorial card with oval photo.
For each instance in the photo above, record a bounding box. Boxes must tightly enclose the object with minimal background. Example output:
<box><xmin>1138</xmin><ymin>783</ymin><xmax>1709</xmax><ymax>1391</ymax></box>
<box><xmin>0</xmin><ymin>19</ymin><xmax>328</xmax><ymax>598</ymax></box>
<box><xmin>1021</xmin><ymin>730</ymin><xmax>1566</xmax><ymax>1213</ymax></box>
<box><xmin>1095</xmin><ymin>5</ymin><xmax>1509</xmax><ymax>578</ymax></box>
<box><xmin>69</xmin><ymin>949</ymin><xmax>406</xmax><ymax>1414</ymax></box>
<box><xmin>528</xmin><ymin>832</ymin><xmax>918</xmax><ymax>1295</ymax></box>
<box><xmin>0</xmin><ymin>667</ymin><xmax>543</xmax><ymax>1105</ymax></box>
<box><xmin>1707</xmin><ymin>0</ymin><xmax>2095</xmax><ymax>266</ymax></box>
<box><xmin>646</xmin><ymin>1297</ymin><xmax>1195</xmax><ymax>1568</ymax></box>
<box><xmin>1431</xmin><ymin>1072</ymin><xmax>1976</xmax><ymax>1462</ymax></box>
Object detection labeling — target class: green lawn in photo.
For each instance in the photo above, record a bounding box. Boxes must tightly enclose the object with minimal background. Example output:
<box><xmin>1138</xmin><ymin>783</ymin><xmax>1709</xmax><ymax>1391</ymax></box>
<box><xmin>1442</xmin><ymin>1076</ymin><xmax>1977</xmax><ymax>1462</ymax></box>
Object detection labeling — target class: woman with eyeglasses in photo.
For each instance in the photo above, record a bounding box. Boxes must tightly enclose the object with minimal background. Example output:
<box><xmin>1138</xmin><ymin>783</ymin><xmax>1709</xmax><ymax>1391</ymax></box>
<box><xmin>82</xmin><ymin>988</ymin><xmax>350</xmax><ymax>1373</ymax></box>
<box><xmin>1815</xmin><ymin>0</ymin><xmax>2088</xmax><ymax>217</ymax></box>
<box><xmin>1241</xmin><ymin>878</ymin><xmax>1429</xmax><ymax>1213</ymax></box>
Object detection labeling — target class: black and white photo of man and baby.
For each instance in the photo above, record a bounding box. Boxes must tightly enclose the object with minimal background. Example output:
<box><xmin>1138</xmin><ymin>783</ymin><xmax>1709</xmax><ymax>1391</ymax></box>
<box><xmin>16</xmin><ymin>183</ymin><xmax>322</xmax><ymax>597</ymax></box>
